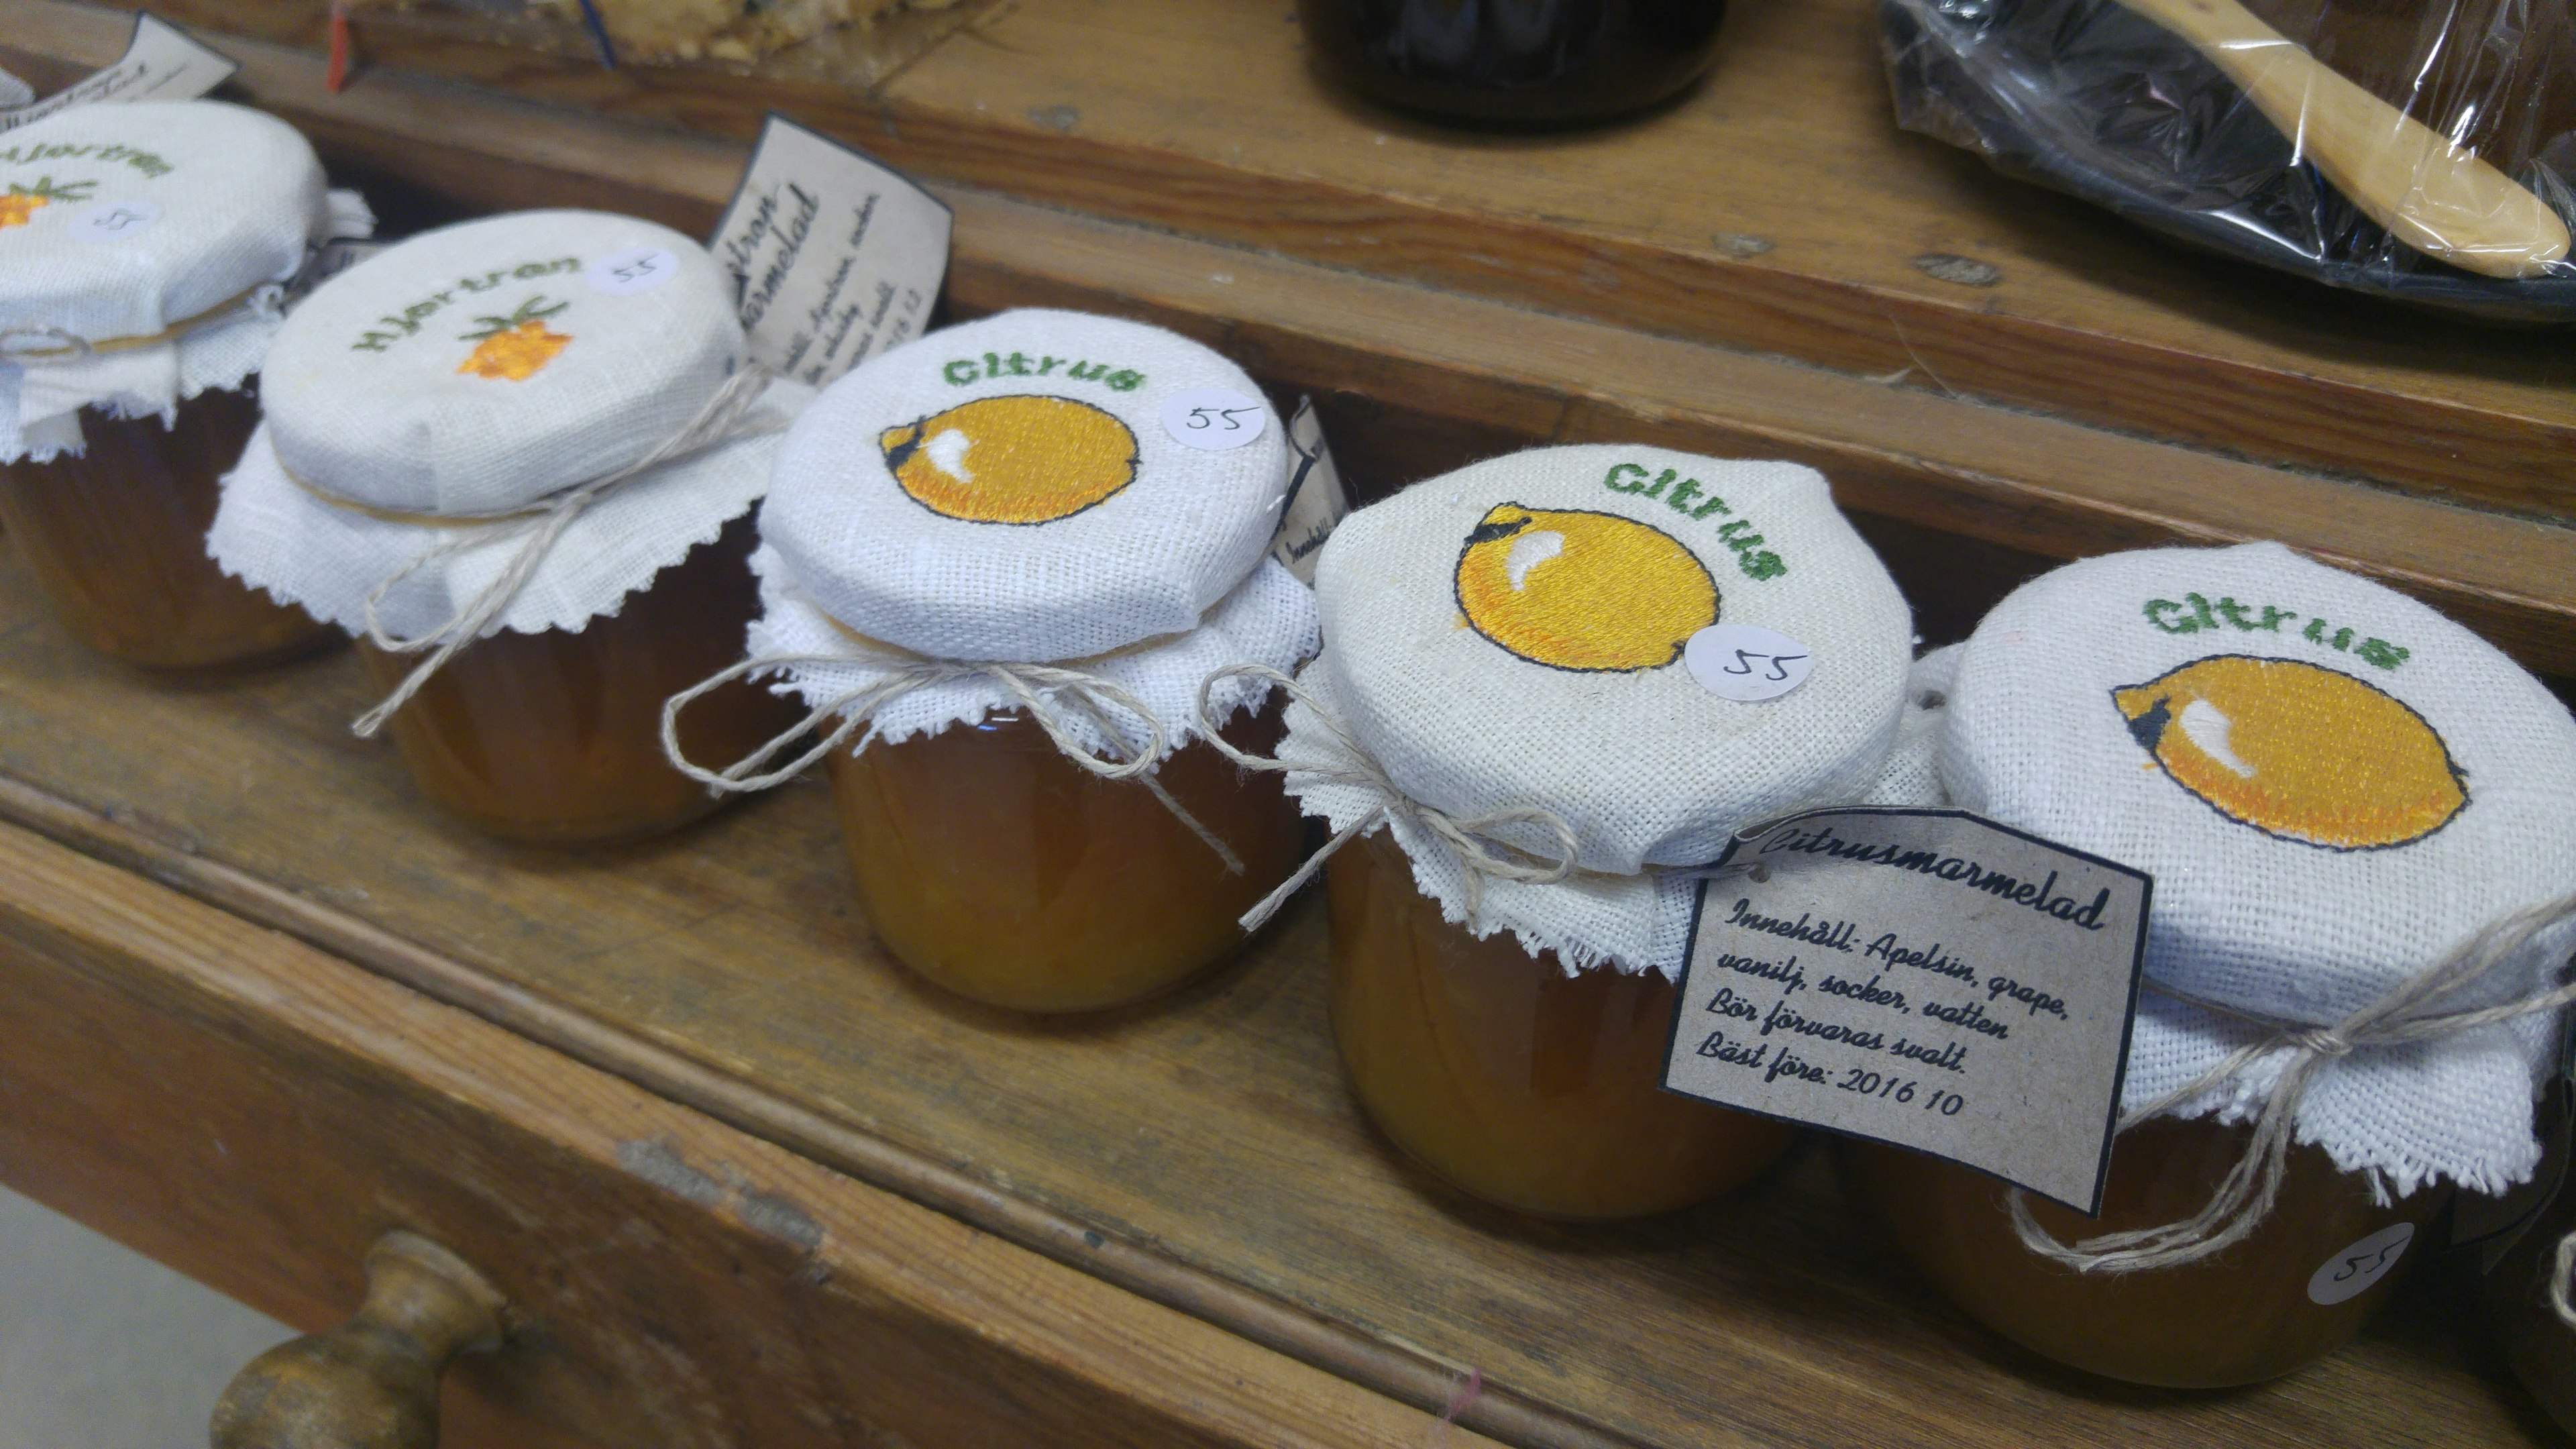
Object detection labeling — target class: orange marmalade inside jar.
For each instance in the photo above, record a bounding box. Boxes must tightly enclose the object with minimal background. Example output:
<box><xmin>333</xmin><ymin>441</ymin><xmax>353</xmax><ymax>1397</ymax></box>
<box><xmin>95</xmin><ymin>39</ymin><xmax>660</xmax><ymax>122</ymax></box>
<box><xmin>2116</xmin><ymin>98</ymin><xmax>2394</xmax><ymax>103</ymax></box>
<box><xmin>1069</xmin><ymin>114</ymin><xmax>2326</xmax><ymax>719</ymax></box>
<box><xmin>360</xmin><ymin>513</ymin><xmax>794</xmax><ymax>845</ymax></box>
<box><xmin>0</xmin><ymin>388</ymin><xmax>331</xmax><ymax>669</ymax></box>
<box><xmin>828</xmin><ymin>702</ymin><xmax>1304</xmax><ymax>1014</ymax></box>
<box><xmin>1843</xmin><ymin>1118</ymin><xmax>2445</xmax><ymax>1387</ymax></box>
<box><xmin>2474</xmin><ymin>1150</ymin><xmax>2576</xmax><ymax>1436</ymax></box>
<box><xmin>1327</xmin><ymin>828</ymin><xmax>1796</xmax><ymax>1219</ymax></box>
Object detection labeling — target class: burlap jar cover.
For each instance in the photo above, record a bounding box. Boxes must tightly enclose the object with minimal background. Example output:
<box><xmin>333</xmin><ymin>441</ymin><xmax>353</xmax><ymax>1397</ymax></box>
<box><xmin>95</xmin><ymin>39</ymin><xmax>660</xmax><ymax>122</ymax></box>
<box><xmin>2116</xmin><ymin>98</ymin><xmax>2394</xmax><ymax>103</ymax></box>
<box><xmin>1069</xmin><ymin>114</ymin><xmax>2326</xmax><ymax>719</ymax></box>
<box><xmin>665</xmin><ymin>309</ymin><xmax>1318</xmax><ymax>818</ymax></box>
<box><xmin>211</xmin><ymin>209</ymin><xmax>810</xmax><ymax>733</ymax></box>
<box><xmin>1939</xmin><ymin>542</ymin><xmax>2576</xmax><ymax>1268</ymax></box>
<box><xmin>1</xmin><ymin>99</ymin><xmax>373</xmax><ymax>462</ymax></box>
<box><xmin>1212</xmin><ymin>443</ymin><xmax>1927</xmax><ymax>976</ymax></box>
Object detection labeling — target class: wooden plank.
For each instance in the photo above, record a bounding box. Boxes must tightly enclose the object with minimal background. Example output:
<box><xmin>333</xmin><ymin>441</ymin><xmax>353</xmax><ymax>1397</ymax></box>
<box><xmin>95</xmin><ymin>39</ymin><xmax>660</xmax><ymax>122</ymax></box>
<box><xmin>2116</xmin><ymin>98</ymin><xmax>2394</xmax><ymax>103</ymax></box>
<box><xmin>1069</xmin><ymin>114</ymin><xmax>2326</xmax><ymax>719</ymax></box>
<box><xmin>85</xmin><ymin>0</ymin><xmax>2576</xmax><ymax>522</ymax></box>
<box><xmin>0</xmin><ymin>816</ymin><xmax>1502</xmax><ymax>1449</ymax></box>
<box><xmin>7</xmin><ymin>0</ymin><xmax>2573</xmax><ymax>682</ymax></box>
<box><xmin>0</xmin><ymin>555</ymin><xmax>2546</xmax><ymax>1446</ymax></box>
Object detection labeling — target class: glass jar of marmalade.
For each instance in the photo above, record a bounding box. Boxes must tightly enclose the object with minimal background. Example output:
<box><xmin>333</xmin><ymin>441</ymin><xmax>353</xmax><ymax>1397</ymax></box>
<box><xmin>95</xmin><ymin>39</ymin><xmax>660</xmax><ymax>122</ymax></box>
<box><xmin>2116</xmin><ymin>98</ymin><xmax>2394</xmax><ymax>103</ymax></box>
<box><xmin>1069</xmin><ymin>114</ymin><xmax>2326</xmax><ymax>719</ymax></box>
<box><xmin>1297</xmin><ymin>0</ymin><xmax>1727</xmax><ymax>127</ymax></box>
<box><xmin>361</xmin><ymin>514</ymin><xmax>796</xmax><ymax>844</ymax></box>
<box><xmin>1845</xmin><ymin>1120</ymin><xmax>2444</xmax><ymax>1387</ymax></box>
<box><xmin>828</xmin><ymin>702</ymin><xmax>1303</xmax><ymax>1012</ymax></box>
<box><xmin>1329</xmin><ymin>829</ymin><xmax>1794</xmax><ymax>1217</ymax></box>
<box><xmin>0</xmin><ymin>388</ymin><xmax>331</xmax><ymax>669</ymax></box>
<box><xmin>1272</xmin><ymin>443</ymin><xmax>1914</xmax><ymax>1216</ymax></box>
<box><xmin>2475</xmin><ymin>1164</ymin><xmax>2576</xmax><ymax>1435</ymax></box>
<box><xmin>730</xmin><ymin>307</ymin><xmax>1320</xmax><ymax>1014</ymax></box>
<box><xmin>3</xmin><ymin>101</ymin><xmax>358</xmax><ymax>669</ymax></box>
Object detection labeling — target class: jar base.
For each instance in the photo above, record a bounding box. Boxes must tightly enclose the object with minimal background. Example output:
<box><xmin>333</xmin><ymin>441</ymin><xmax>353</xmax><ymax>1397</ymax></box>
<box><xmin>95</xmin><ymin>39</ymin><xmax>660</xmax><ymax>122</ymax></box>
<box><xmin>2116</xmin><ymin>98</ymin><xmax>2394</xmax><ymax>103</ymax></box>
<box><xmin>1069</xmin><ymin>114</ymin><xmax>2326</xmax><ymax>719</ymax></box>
<box><xmin>1327</xmin><ymin>829</ymin><xmax>1794</xmax><ymax>1220</ymax></box>
<box><xmin>1840</xmin><ymin>1128</ymin><xmax>2442</xmax><ymax>1388</ymax></box>
<box><xmin>829</xmin><ymin>708</ymin><xmax>1305</xmax><ymax>1016</ymax></box>
<box><xmin>358</xmin><ymin>513</ymin><xmax>790</xmax><ymax>847</ymax></box>
<box><xmin>0</xmin><ymin>388</ymin><xmax>341</xmax><ymax>672</ymax></box>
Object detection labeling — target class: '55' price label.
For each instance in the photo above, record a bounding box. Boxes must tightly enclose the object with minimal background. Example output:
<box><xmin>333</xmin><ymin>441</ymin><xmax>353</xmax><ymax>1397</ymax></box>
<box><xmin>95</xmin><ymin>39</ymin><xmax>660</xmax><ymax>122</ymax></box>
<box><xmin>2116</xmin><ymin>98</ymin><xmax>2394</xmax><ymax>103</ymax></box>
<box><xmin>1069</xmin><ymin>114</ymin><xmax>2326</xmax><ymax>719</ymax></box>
<box><xmin>1161</xmin><ymin>387</ymin><xmax>1270</xmax><ymax>452</ymax></box>
<box><xmin>1685</xmin><ymin>623</ymin><xmax>1815</xmax><ymax>702</ymax></box>
<box><xmin>587</xmin><ymin>246</ymin><xmax>681</xmax><ymax>297</ymax></box>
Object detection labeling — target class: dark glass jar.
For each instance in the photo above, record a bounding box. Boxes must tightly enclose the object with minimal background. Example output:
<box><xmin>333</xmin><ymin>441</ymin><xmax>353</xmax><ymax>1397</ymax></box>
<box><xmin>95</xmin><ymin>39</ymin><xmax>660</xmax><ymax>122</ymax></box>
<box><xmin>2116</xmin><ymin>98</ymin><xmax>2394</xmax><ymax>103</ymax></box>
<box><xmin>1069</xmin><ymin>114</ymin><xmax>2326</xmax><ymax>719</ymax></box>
<box><xmin>1297</xmin><ymin>0</ymin><xmax>1725</xmax><ymax>127</ymax></box>
<box><xmin>0</xmin><ymin>386</ymin><xmax>333</xmax><ymax>669</ymax></box>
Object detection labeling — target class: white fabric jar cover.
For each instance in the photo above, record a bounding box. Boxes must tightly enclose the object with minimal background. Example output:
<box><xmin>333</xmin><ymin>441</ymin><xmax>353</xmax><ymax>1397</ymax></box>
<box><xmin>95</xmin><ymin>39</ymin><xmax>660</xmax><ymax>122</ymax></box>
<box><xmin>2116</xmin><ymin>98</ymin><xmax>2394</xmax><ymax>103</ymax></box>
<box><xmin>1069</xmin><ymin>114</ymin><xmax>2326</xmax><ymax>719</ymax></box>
<box><xmin>1941</xmin><ymin>542</ymin><xmax>2576</xmax><ymax>1197</ymax></box>
<box><xmin>1</xmin><ymin>99</ymin><xmax>372</xmax><ymax>462</ymax></box>
<box><xmin>739</xmin><ymin>308</ymin><xmax>1318</xmax><ymax>763</ymax></box>
<box><xmin>212</xmin><ymin>210</ymin><xmax>806</xmax><ymax>644</ymax></box>
<box><xmin>1275</xmin><ymin>444</ymin><xmax>1921</xmax><ymax>978</ymax></box>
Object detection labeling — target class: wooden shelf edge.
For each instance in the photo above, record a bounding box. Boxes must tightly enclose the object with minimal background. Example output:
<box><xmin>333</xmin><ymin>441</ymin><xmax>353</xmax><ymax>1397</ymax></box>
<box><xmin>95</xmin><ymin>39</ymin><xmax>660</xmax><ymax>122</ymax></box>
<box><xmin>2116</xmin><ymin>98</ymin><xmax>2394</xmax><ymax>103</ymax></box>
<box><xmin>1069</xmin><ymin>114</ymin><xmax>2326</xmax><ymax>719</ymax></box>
<box><xmin>0</xmin><ymin>769</ymin><xmax>1640</xmax><ymax>1449</ymax></box>
<box><xmin>0</xmin><ymin>810</ymin><xmax>1540</xmax><ymax>1449</ymax></box>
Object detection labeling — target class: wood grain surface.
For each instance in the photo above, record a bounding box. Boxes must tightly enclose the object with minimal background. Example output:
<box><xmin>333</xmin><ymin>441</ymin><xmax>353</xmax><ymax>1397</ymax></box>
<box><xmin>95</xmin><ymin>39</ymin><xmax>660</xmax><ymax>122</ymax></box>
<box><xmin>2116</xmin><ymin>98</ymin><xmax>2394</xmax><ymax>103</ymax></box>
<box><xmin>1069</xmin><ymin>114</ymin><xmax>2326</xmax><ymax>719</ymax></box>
<box><xmin>9</xmin><ymin>0</ymin><xmax>2576</xmax><ymax>685</ymax></box>
<box><xmin>0</xmin><ymin>812</ymin><xmax>1503</xmax><ymax>1449</ymax></box>
<box><xmin>83</xmin><ymin>0</ymin><xmax>2576</xmax><ymax>522</ymax></box>
<box><xmin>0</xmin><ymin>563</ymin><xmax>2554</xmax><ymax>1444</ymax></box>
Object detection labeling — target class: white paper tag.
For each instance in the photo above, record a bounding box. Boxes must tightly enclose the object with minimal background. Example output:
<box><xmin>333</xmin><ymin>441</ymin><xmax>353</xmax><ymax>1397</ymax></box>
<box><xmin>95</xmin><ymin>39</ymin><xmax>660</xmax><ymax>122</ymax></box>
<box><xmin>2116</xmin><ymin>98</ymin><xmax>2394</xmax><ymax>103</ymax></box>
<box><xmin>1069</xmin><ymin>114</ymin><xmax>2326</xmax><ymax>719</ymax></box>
<box><xmin>1270</xmin><ymin>395</ymin><xmax>1350</xmax><ymax>583</ymax></box>
<box><xmin>1686</xmin><ymin>623</ymin><xmax>1813</xmax><ymax>702</ymax></box>
<box><xmin>2306</xmin><ymin>1223</ymin><xmax>2414</xmax><ymax>1305</ymax></box>
<box><xmin>586</xmin><ymin>246</ymin><xmax>681</xmax><ymax>297</ymax></box>
<box><xmin>1662</xmin><ymin>807</ymin><xmax>2150</xmax><ymax>1213</ymax></box>
<box><xmin>0</xmin><ymin>15</ymin><xmax>239</xmax><ymax>134</ymax></box>
<box><xmin>1161</xmin><ymin>386</ymin><xmax>1269</xmax><ymax>451</ymax></box>
<box><xmin>710</xmin><ymin>114</ymin><xmax>951</xmax><ymax>388</ymax></box>
<box><xmin>70</xmin><ymin>197</ymin><xmax>160</xmax><ymax>241</ymax></box>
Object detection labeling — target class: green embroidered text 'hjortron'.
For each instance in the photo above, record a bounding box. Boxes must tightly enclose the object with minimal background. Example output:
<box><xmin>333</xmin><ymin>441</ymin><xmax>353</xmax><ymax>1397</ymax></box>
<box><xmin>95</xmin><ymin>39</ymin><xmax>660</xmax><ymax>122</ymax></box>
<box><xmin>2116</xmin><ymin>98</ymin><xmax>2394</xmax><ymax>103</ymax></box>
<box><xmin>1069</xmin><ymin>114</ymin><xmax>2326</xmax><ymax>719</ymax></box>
<box><xmin>350</xmin><ymin>256</ymin><xmax>582</xmax><ymax>354</ymax></box>
<box><xmin>1600</xmin><ymin>462</ymin><xmax>1787</xmax><ymax>581</ymax></box>
<box><xmin>0</xmin><ymin>140</ymin><xmax>173</xmax><ymax>180</ymax></box>
<box><xmin>2141</xmin><ymin>592</ymin><xmax>2410</xmax><ymax>670</ymax></box>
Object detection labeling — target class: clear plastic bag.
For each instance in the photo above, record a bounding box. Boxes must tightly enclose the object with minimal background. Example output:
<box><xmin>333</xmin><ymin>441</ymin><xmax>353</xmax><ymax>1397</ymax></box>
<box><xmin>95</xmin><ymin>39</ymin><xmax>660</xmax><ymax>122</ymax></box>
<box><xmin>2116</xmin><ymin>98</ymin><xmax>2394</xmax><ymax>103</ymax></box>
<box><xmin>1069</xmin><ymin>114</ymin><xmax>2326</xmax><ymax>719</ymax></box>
<box><xmin>1880</xmin><ymin>0</ymin><xmax>2576</xmax><ymax>321</ymax></box>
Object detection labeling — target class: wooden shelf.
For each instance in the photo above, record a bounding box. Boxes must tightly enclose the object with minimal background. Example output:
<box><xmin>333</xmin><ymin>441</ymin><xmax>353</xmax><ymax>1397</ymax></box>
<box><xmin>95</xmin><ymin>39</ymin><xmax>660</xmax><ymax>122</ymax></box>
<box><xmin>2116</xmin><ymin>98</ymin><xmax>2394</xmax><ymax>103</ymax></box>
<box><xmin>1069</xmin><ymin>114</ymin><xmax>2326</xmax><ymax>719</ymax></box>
<box><xmin>1</xmin><ymin>11</ymin><xmax>2571</xmax><ymax>1441</ymax></box>
<box><xmin>0</xmin><ymin>555</ymin><xmax>2553</xmax><ymax>1448</ymax></box>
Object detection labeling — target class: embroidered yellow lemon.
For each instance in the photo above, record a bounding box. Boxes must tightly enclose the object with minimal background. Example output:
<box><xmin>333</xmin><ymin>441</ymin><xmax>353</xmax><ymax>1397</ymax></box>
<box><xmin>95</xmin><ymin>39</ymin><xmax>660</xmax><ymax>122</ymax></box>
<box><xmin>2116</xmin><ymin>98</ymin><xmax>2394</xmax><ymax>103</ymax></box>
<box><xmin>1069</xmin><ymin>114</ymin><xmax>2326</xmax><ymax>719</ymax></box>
<box><xmin>2113</xmin><ymin>655</ymin><xmax>2465</xmax><ymax>850</ymax></box>
<box><xmin>458</xmin><ymin>297</ymin><xmax>572</xmax><ymax>381</ymax></box>
<box><xmin>1454</xmin><ymin>504</ymin><xmax>1717</xmax><ymax>672</ymax></box>
<box><xmin>879</xmin><ymin>395</ymin><xmax>1139</xmax><ymax>525</ymax></box>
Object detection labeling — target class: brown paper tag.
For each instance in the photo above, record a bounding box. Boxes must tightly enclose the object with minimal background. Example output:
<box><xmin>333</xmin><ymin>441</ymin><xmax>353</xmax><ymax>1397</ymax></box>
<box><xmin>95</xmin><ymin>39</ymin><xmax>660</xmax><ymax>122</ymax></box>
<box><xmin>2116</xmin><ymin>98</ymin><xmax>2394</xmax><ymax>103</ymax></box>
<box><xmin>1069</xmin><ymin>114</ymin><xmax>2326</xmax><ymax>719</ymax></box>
<box><xmin>1662</xmin><ymin>807</ymin><xmax>2151</xmax><ymax>1214</ymax></box>
<box><xmin>710</xmin><ymin>114</ymin><xmax>951</xmax><ymax>387</ymax></box>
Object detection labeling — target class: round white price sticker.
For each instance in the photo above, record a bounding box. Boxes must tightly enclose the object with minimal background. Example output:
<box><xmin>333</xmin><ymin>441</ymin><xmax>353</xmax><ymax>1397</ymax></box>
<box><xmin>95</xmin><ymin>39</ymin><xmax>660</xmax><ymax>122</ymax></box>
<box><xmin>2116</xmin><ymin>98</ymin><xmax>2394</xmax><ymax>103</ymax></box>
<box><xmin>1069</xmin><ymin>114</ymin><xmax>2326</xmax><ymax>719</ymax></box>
<box><xmin>1684</xmin><ymin>623</ymin><xmax>1815</xmax><ymax>702</ymax></box>
<box><xmin>586</xmin><ymin>246</ymin><xmax>680</xmax><ymax>296</ymax></box>
<box><xmin>1160</xmin><ymin>388</ymin><xmax>1269</xmax><ymax>451</ymax></box>
<box><xmin>73</xmin><ymin>199</ymin><xmax>162</xmax><ymax>241</ymax></box>
<box><xmin>2306</xmin><ymin>1222</ymin><xmax>2414</xmax><ymax>1305</ymax></box>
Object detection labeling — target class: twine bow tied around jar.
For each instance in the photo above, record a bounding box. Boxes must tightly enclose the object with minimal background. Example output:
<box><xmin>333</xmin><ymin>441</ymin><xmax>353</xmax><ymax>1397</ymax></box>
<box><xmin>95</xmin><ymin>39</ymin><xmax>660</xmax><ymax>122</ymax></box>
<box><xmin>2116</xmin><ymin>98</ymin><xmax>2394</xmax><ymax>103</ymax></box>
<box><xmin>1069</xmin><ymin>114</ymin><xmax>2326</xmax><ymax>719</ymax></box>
<box><xmin>0</xmin><ymin>284</ymin><xmax>278</xmax><ymax>364</ymax></box>
<box><xmin>2010</xmin><ymin>888</ymin><xmax>2576</xmax><ymax>1275</ymax></box>
<box><xmin>291</xmin><ymin>364</ymin><xmax>782</xmax><ymax>737</ymax></box>
<box><xmin>662</xmin><ymin>634</ymin><xmax>1249</xmax><ymax>873</ymax></box>
<box><xmin>1194</xmin><ymin>663</ymin><xmax>1583</xmax><ymax>933</ymax></box>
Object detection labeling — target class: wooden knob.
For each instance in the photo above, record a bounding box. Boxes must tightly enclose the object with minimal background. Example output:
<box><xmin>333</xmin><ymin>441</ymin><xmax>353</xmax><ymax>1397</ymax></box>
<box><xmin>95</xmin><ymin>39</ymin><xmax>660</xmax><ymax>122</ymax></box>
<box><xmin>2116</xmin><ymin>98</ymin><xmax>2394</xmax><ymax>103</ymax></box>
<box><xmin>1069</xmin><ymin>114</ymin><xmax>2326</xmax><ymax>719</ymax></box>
<box><xmin>210</xmin><ymin>1232</ymin><xmax>506</xmax><ymax>1449</ymax></box>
